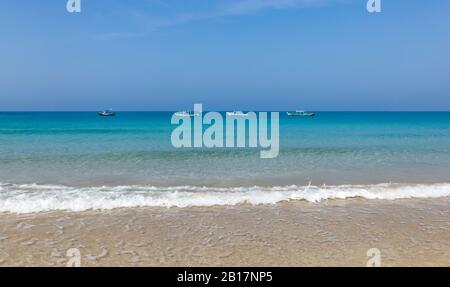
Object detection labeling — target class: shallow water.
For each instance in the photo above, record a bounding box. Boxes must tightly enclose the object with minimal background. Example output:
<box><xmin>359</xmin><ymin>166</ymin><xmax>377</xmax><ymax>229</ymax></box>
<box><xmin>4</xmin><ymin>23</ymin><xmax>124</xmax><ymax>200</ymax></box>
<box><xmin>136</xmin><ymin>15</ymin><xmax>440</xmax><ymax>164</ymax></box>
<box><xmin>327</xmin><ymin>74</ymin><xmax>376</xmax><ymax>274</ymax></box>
<box><xmin>1</xmin><ymin>198</ymin><xmax>449</xmax><ymax>266</ymax></box>
<box><xmin>1</xmin><ymin>112</ymin><xmax>450</xmax><ymax>212</ymax></box>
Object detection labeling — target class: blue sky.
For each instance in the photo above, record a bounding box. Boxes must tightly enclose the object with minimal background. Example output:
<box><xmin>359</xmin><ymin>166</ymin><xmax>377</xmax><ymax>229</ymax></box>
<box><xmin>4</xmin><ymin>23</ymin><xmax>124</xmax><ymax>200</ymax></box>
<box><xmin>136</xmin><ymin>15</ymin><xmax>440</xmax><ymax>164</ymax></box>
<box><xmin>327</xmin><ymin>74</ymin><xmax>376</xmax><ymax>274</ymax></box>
<box><xmin>1</xmin><ymin>0</ymin><xmax>449</xmax><ymax>111</ymax></box>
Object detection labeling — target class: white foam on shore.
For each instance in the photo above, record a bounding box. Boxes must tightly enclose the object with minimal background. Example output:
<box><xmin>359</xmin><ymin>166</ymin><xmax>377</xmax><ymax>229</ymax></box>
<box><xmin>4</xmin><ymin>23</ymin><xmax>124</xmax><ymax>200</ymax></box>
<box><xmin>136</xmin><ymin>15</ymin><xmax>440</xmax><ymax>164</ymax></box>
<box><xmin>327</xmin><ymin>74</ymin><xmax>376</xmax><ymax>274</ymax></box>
<box><xmin>0</xmin><ymin>182</ymin><xmax>449</xmax><ymax>214</ymax></box>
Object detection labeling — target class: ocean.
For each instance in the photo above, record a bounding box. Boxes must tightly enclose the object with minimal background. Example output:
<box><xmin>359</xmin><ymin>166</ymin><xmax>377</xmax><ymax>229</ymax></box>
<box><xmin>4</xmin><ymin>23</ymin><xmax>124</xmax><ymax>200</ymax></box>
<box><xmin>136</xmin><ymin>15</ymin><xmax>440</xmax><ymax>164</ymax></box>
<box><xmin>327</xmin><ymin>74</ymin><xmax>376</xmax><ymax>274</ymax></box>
<box><xmin>1</xmin><ymin>111</ymin><xmax>450</xmax><ymax>213</ymax></box>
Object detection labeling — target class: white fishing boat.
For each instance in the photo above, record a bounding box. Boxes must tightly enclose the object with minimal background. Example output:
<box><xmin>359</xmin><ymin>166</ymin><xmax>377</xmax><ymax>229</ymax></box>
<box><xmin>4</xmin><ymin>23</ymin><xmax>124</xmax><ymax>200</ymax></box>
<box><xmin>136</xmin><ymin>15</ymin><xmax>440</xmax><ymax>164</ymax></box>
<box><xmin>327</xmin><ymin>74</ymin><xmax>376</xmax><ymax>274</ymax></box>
<box><xmin>226</xmin><ymin>111</ymin><xmax>248</xmax><ymax>117</ymax></box>
<box><xmin>174</xmin><ymin>111</ymin><xmax>200</xmax><ymax>117</ymax></box>
<box><xmin>286</xmin><ymin>110</ymin><xmax>315</xmax><ymax>117</ymax></box>
<box><xmin>98</xmin><ymin>109</ymin><xmax>116</xmax><ymax>117</ymax></box>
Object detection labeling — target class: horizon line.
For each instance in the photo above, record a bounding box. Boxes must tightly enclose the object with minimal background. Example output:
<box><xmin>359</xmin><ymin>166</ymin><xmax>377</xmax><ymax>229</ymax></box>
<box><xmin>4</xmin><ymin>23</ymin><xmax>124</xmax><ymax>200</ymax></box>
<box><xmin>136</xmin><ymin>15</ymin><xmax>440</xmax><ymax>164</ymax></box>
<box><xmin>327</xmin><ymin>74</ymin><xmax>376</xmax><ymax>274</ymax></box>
<box><xmin>1</xmin><ymin>110</ymin><xmax>450</xmax><ymax>113</ymax></box>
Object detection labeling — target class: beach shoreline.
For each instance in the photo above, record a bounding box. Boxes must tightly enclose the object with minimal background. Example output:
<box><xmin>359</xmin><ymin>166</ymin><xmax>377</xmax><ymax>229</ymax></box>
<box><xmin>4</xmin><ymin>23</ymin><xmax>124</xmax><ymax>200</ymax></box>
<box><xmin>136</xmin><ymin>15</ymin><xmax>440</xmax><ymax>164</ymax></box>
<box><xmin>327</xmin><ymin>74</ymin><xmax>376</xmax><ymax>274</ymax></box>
<box><xmin>1</xmin><ymin>197</ymin><xmax>449</xmax><ymax>267</ymax></box>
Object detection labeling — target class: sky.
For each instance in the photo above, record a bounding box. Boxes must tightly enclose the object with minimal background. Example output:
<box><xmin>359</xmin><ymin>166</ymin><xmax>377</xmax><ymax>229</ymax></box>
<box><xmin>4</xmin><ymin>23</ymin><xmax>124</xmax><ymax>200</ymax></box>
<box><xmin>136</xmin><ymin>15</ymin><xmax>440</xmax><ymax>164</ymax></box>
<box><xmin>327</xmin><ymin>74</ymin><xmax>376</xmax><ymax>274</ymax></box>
<box><xmin>1</xmin><ymin>0</ymin><xmax>449</xmax><ymax>111</ymax></box>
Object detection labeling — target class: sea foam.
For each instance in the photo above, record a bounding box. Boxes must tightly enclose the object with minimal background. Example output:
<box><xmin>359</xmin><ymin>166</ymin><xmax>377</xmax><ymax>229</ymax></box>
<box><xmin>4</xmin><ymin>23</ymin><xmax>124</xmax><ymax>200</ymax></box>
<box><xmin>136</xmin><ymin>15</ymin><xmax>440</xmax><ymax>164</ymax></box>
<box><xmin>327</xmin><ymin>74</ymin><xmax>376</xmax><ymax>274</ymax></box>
<box><xmin>0</xmin><ymin>182</ymin><xmax>449</xmax><ymax>214</ymax></box>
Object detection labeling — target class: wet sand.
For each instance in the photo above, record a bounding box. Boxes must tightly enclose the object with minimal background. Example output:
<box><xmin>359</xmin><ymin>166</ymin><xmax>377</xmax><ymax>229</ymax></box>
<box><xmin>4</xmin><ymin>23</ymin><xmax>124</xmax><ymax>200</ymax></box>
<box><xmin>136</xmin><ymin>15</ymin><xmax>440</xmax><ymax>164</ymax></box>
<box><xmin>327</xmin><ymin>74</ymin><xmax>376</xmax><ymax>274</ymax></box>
<box><xmin>0</xmin><ymin>198</ymin><xmax>449</xmax><ymax>267</ymax></box>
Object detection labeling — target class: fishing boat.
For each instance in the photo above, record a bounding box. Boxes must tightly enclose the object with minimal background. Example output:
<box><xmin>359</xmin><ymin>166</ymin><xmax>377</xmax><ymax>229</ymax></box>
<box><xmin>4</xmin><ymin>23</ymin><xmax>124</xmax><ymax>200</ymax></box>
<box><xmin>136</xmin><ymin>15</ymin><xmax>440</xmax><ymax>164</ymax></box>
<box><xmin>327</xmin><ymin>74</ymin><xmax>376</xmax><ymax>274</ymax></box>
<box><xmin>286</xmin><ymin>110</ymin><xmax>315</xmax><ymax>117</ymax></box>
<box><xmin>98</xmin><ymin>109</ymin><xmax>116</xmax><ymax>117</ymax></box>
<box><xmin>174</xmin><ymin>111</ymin><xmax>200</xmax><ymax>117</ymax></box>
<box><xmin>226</xmin><ymin>111</ymin><xmax>248</xmax><ymax>117</ymax></box>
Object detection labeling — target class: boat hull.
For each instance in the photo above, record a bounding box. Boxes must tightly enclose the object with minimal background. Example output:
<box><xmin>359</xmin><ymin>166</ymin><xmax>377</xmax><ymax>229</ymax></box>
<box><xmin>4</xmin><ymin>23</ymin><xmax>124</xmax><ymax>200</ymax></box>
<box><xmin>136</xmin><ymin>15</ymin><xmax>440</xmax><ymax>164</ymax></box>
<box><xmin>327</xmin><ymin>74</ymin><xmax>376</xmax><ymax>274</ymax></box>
<box><xmin>286</xmin><ymin>112</ymin><xmax>315</xmax><ymax>117</ymax></box>
<box><xmin>227</xmin><ymin>113</ymin><xmax>249</xmax><ymax>117</ymax></box>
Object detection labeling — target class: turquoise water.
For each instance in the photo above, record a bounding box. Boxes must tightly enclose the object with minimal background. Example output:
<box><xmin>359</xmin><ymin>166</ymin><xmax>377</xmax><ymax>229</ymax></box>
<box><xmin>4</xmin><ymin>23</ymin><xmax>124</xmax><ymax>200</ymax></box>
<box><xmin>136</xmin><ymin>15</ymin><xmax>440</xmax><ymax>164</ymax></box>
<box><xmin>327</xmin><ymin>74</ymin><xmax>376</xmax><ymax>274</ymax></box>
<box><xmin>0</xmin><ymin>112</ymin><xmax>450</xmax><ymax>186</ymax></box>
<box><xmin>1</xmin><ymin>111</ymin><xmax>450</xmax><ymax>213</ymax></box>
<box><xmin>1</xmin><ymin>112</ymin><xmax>450</xmax><ymax>186</ymax></box>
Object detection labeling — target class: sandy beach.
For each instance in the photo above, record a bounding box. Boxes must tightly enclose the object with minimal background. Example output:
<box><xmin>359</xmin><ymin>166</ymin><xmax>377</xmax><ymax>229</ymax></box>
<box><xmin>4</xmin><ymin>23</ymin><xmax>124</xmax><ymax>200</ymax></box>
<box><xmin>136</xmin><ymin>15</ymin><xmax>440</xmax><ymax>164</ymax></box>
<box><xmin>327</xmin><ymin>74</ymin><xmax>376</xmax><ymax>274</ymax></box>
<box><xmin>0</xmin><ymin>198</ymin><xmax>449</xmax><ymax>267</ymax></box>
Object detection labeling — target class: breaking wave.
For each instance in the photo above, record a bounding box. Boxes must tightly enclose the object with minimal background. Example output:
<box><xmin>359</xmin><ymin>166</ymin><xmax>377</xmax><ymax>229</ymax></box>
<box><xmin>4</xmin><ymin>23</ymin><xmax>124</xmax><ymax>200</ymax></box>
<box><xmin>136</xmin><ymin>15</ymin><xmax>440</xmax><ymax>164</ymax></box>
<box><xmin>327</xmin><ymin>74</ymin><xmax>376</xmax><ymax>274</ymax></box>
<box><xmin>0</xmin><ymin>182</ymin><xmax>449</xmax><ymax>213</ymax></box>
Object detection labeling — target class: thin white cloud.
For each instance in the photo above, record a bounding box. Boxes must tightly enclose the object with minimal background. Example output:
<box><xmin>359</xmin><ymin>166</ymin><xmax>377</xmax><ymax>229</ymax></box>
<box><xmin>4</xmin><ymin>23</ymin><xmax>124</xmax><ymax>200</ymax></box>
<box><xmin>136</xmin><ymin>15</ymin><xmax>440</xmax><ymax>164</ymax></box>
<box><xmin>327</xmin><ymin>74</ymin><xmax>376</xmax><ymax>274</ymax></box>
<box><xmin>225</xmin><ymin>0</ymin><xmax>322</xmax><ymax>14</ymax></box>
<box><xmin>148</xmin><ymin>0</ymin><xmax>333</xmax><ymax>28</ymax></box>
<box><xmin>94</xmin><ymin>0</ymin><xmax>342</xmax><ymax>38</ymax></box>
